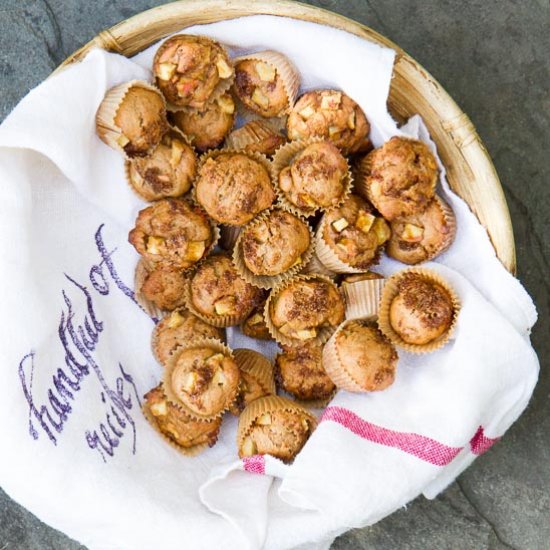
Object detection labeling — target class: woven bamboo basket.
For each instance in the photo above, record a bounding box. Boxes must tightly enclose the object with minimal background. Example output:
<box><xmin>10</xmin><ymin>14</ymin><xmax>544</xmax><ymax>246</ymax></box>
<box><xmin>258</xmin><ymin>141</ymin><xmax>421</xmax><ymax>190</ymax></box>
<box><xmin>55</xmin><ymin>0</ymin><xmax>515</xmax><ymax>273</ymax></box>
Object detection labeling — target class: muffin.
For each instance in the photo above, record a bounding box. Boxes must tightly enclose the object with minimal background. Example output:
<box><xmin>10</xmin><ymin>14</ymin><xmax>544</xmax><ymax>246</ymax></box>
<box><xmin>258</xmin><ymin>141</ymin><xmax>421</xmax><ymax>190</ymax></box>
<box><xmin>266</xmin><ymin>275</ymin><xmax>345</xmax><ymax>345</ymax></box>
<box><xmin>241</xmin><ymin>294</ymin><xmax>272</xmax><ymax>340</ymax></box>
<box><xmin>275</xmin><ymin>342</ymin><xmax>335</xmax><ymax>403</ymax></box>
<box><xmin>96</xmin><ymin>81</ymin><xmax>168</xmax><ymax>158</ymax></box>
<box><xmin>186</xmin><ymin>254</ymin><xmax>264</xmax><ymax>327</ymax></box>
<box><xmin>286</xmin><ymin>90</ymin><xmax>370</xmax><ymax>154</ymax></box>
<box><xmin>153</xmin><ymin>35</ymin><xmax>234</xmax><ymax>109</ymax></box>
<box><xmin>323</xmin><ymin>319</ymin><xmax>398</xmax><ymax>392</ymax></box>
<box><xmin>316</xmin><ymin>194</ymin><xmax>390</xmax><ymax>273</ymax></box>
<box><xmin>233</xmin><ymin>52</ymin><xmax>299</xmax><ymax>118</ymax></box>
<box><xmin>164</xmin><ymin>339</ymin><xmax>239</xmax><ymax>419</ymax></box>
<box><xmin>143</xmin><ymin>385</ymin><xmax>221</xmax><ymax>455</ymax></box>
<box><xmin>152</xmin><ymin>308</ymin><xmax>225</xmax><ymax>367</ymax></box>
<box><xmin>136</xmin><ymin>262</ymin><xmax>186</xmax><ymax>312</ymax></box>
<box><xmin>341</xmin><ymin>271</ymin><xmax>386</xmax><ymax>320</ymax></box>
<box><xmin>230</xmin><ymin>349</ymin><xmax>276</xmax><ymax>415</ymax></box>
<box><xmin>357</xmin><ymin>137</ymin><xmax>438</xmax><ymax>221</ymax></box>
<box><xmin>195</xmin><ymin>151</ymin><xmax>275</xmax><ymax>225</ymax></box>
<box><xmin>235</xmin><ymin>208</ymin><xmax>312</xmax><ymax>288</ymax></box>
<box><xmin>275</xmin><ymin>141</ymin><xmax>351</xmax><ymax>215</ymax></box>
<box><xmin>237</xmin><ymin>396</ymin><xmax>317</xmax><ymax>462</ymax></box>
<box><xmin>170</xmin><ymin>94</ymin><xmax>235</xmax><ymax>151</ymax></box>
<box><xmin>225</xmin><ymin>120</ymin><xmax>286</xmax><ymax>157</ymax></box>
<box><xmin>386</xmin><ymin>196</ymin><xmax>456</xmax><ymax>264</ymax></box>
<box><xmin>126</xmin><ymin>128</ymin><xmax>197</xmax><ymax>201</ymax></box>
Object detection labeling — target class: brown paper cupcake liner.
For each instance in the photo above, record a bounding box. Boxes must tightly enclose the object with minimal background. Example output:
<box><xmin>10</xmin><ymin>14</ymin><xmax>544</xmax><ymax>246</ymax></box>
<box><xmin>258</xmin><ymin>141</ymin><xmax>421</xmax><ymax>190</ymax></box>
<box><xmin>96</xmin><ymin>80</ymin><xmax>167</xmax><ymax>159</ymax></box>
<box><xmin>233</xmin><ymin>51</ymin><xmax>300</xmax><ymax>116</ymax></box>
<box><xmin>300</xmin><ymin>252</ymin><xmax>338</xmax><ymax>279</ymax></box>
<box><xmin>264</xmin><ymin>273</ymin><xmax>343</xmax><ymax>347</ymax></box>
<box><xmin>377</xmin><ymin>267</ymin><xmax>461</xmax><ymax>354</ymax></box>
<box><xmin>237</xmin><ymin>395</ymin><xmax>317</xmax><ymax>448</ymax></box>
<box><xmin>134</xmin><ymin>258</ymin><xmax>165</xmax><ymax>320</ymax></box>
<box><xmin>234</xmin><ymin>349</ymin><xmax>277</xmax><ymax>396</ymax></box>
<box><xmin>341</xmin><ymin>277</ymin><xmax>386</xmax><ymax>320</ymax></box>
<box><xmin>233</xmin><ymin>100</ymin><xmax>288</xmax><ymax>133</ymax></box>
<box><xmin>219</xmin><ymin>225</ymin><xmax>242</xmax><ymax>251</ymax></box>
<box><xmin>224</xmin><ymin>120</ymin><xmax>286</xmax><ymax>155</ymax></box>
<box><xmin>271</xmin><ymin>137</ymin><xmax>353</xmax><ymax>217</ymax></box>
<box><xmin>354</xmin><ymin>153</ymin><xmax>375</xmax><ymax>204</ymax></box>
<box><xmin>232</xmin><ymin>206</ymin><xmax>315</xmax><ymax>289</ymax></box>
<box><xmin>163</xmin><ymin>337</ymin><xmax>238</xmax><ymax>421</ymax></box>
<box><xmin>425</xmin><ymin>195</ymin><xmax>457</xmax><ymax>261</ymax></box>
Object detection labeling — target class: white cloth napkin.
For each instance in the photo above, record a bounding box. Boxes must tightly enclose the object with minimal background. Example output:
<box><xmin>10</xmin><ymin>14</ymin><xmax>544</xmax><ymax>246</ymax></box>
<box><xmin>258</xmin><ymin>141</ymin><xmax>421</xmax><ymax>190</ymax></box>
<box><xmin>0</xmin><ymin>14</ymin><xmax>538</xmax><ymax>550</ymax></box>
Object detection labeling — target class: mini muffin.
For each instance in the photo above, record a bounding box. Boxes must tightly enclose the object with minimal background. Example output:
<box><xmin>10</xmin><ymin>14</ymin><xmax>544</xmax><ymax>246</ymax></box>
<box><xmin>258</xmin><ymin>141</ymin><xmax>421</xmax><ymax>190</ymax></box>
<box><xmin>267</xmin><ymin>275</ymin><xmax>345</xmax><ymax>345</ymax></box>
<box><xmin>340</xmin><ymin>271</ymin><xmax>386</xmax><ymax>321</ymax></box>
<box><xmin>186</xmin><ymin>254</ymin><xmax>264</xmax><ymax>326</ymax></box>
<box><xmin>225</xmin><ymin>120</ymin><xmax>286</xmax><ymax>157</ymax></box>
<box><xmin>137</xmin><ymin>263</ymin><xmax>186</xmax><ymax>311</ymax></box>
<box><xmin>238</xmin><ymin>396</ymin><xmax>316</xmax><ymax>462</ymax></box>
<box><xmin>126</xmin><ymin>128</ymin><xmax>197</xmax><ymax>201</ymax></box>
<box><xmin>164</xmin><ymin>339</ymin><xmax>239</xmax><ymax>419</ymax></box>
<box><xmin>96</xmin><ymin>81</ymin><xmax>168</xmax><ymax>158</ymax></box>
<box><xmin>316</xmin><ymin>194</ymin><xmax>390</xmax><ymax>273</ymax></box>
<box><xmin>128</xmin><ymin>198</ymin><xmax>215</xmax><ymax>269</ymax></box>
<box><xmin>153</xmin><ymin>35</ymin><xmax>234</xmax><ymax>109</ymax></box>
<box><xmin>386</xmin><ymin>196</ymin><xmax>456</xmax><ymax>264</ymax></box>
<box><xmin>357</xmin><ymin>137</ymin><xmax>438</xmax><ymax>221</ymax></box>
<box><xmin>323</xmin><ymin>319</ymin><xmax>398</xmax><ymax>392</ymax></box>
<box><xmin>287</xmin><ymin>90</ymin><xmax>370</xmax><ymax>154</ymax></box>
<box><xmin>230</xmin><ymin>349</ymin><xmax>276</xmax><ymax>415</ymax></box>
<box><xmin>195</xmin><ymin>151</ymin><xmax>275</xmax><ymax>225</ymax></box>
<box><xmin>276</xmin><ymin>141</ymin><xmax>350</xmax><ymax>214</ymax></box>
<box><xmin>143</xmin><ymin>385</ymin><xmax>221</xmax><ymax>454</ymax></box>
<box><xmin>170</xmin><ymin>94</ymin><xmax>235</xmax><ymax>151</ymax></box>
<box><xmin>152</xmin><ymin>308</ymin><xmax>225</xmax><ymax>367</ymax></box>
<box><xmin>275</xmin><ymin>342</ymin><xmax>335</xmax><ymax>403</ymax></box>
<box><xmin>241</xmin><ymin>294</ymin><xmax>272</xmax><ymax>340</ymax></box>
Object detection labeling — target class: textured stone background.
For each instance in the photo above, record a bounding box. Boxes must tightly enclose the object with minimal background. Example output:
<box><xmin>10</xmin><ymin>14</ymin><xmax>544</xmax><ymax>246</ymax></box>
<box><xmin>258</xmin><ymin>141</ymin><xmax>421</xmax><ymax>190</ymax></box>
<box><xmin>0</xmin><ymin>0</ymin><xmax>548</xmax><ymax>548</ymax></box>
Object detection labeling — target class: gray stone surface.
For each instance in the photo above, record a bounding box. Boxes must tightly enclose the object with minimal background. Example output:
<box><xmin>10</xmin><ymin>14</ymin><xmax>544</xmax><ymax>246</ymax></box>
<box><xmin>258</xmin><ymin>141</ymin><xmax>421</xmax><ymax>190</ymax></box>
<box><xmin>0</xmin><ymin>0</ymin><xmax>548</xmax><ymax>549</ymax></box>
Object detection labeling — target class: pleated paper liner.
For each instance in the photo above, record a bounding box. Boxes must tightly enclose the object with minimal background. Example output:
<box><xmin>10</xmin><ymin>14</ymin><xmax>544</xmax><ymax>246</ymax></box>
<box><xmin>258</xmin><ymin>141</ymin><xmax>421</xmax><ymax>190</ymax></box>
<box><xmin>264</xmin><ymin>273</ymin><xmax>343</xmax><ymax>347</ymax></box>
<box><xmin>271</xmin><ymin>137</ymin><xmax>353</xmax><ymax>217</ymax></box>
<box><xmin>300</xmin><ymin>252</ymin><xmax>338</xmax><ymax>280</ymax></box>
<box><xmin>219</xmin><ymin>225</ymin><xmax>241</xmax><ymax>251</ymax></box>
<box><xmin>96</xmin><ymin>79</ymin><xmax>168</xmax><ymax>159</ymax></box>
<box><xmin>341</xmin><ymin>277</ymin><xmax>386</xmax><ymax>320</ymax></box>
<box><xmin>232</xmin><ymin>50</ymin><xmax>301</xmax><ymax>117</ymax></box>
<box><xmin>163</xmin><ymin>337</ymin><xmax>238</xmax><ymax>421</ymax></box>
<box><xmin>134</xmin><ymin>258</ymin><xmax>165</xmax><ymax>320</ymax></box>
<box><xmin>237</xmin><ymin>395</ymin><xmax>318</xmax><ymax>450</ymax></box>
<box><xmin>141</xmin><ymin>393</ymin><xmax>215</xmax><ymax>457</ymax></box>
<box><xmin>427</xmin><ymin>195</ymin><xmax>457</xmax><ymax>260</ymax></box>
<box><xmin>234</xmin><ymin>348</ymin><xmax>277</xmax><ymax>396</ymax></box>
<box><xmin>124</xmin><ymin>126</ymin><xmax>197</xmax><ymax>202</ymax></box>
<box><xmin>232</xmin><ymin>206</ymin><xmax>315</xmax><ymax>289</ymax></box>
<box><xmin>377</xmin><ymin>267</ymin><xmax>461</xmax><ymax>354</ymax></box>
<box><xmin>154</xmin><ymin>35</ymin><xmax>235</xmax><ymax>113</ymax></box>
<box><xmin>224</xmin><ymin>120</ymin><xmax>287</xmax><ymax>157</ymax></box>
<box><xmin>353</xmin><ymin>152</ymin><xmax>375</xmax><ymax>204</ymax></box>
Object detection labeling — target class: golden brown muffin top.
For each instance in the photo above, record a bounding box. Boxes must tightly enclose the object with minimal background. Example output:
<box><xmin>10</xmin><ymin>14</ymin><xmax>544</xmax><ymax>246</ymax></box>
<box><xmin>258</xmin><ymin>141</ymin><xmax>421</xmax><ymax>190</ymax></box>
<box><xmin>153</xmin><ymin>35</ymin><xmax>233</xmax><ymax>109</ymax></box>
<box><xmin>225</xmin><ymin>121</ymin><xmax>286</xmax><ymax>157</ymax></box>
<box><xmin>287</xmin><ymin>90</ymin><xmax>370</xmax><ymax>154</ymax></box>
<box><xmin>234</xmin><ymin>58</ymin><xmax>289</xmax><ymax>117</ymax></box>
<box><xmin>189</xmin><ymin>254</ymin><xmax>263</xmax><ymax>320</ymax></box>
<box><xmin>270</xmin><ymin>277</ymin><xmax>345</xmax><ymax>341</ymax></box>
<box><xmin>341</xmin><ymin>271</ymin><xmax>384</xmax><ymax>284</ymax></box>
<box><xmin>334</xmin><ymin>320</ymin><xmax>398</xmax><ymax>391</ymax></box>
<box><xmin>114</xmin><ymin>86</ymin><xmax>168</xmax><ymax>158</ymax></box>
<box><xmin>139</xmin><ymin>264</ymin><xmax>186</xmax><ymax>311</ymax></box>
<box><xmin>128</xmin><ymin>198</ymin><xmax>213</xmax><ymax>269</ymax></box>
<box><xmin>169</xmin><ymin>346</ymin><xmax>239</xmax><ymax>417</ymax></box>
<box><xmin>241</xmin><ymin>209</ymin><xmax>311</xmax><ymax>276</ymax></box>
<box><xmin>153</xmin><ymin>308</ymin><xmax>225</xmax><ymax>367</ymax></box>
<box><xmin>279</xmin><ymin>141</ymin><xmax>348</xmax><ymax>210</ymax></box>
<box><xmin>170</xmin><ymin>94</ymin><xmax>235</xmax><ymax>152</ymax></box>
<box><xmin>144</xmin><ymin>385</ymin><xmax>221</xmax><ymax>449</ymax></box>
<box><xmin>129</xmin><ymin>129</ymin><xmax>197</xmax><ymax>201</ymax></box>
<box><xmin>276</xmin><ymin>342</ymin><xmax>335</xmax><ymax>401</ymax></box>
<box><xmin>389</xmin><ymin>273</ymin><xmax>454</xmax><ymax>345</ymax></box>
<box><xmin>323</xmin><ymin>194</ymin><xmax>390</xmax><ymax>269</ymax></box>
<box><xmin>195</xmin><ymin>152</ymin><xmax>275</xmax><ymax>225</ymax></box>
<box><xmin>360</xmin><ymin>136</ymin><xmax>438</xmax><ymax>221</ymax></box>
<box><xmin>387</xmin><ymin>197</ymin><xmax>455</xmax><ymax>265</ymax></box>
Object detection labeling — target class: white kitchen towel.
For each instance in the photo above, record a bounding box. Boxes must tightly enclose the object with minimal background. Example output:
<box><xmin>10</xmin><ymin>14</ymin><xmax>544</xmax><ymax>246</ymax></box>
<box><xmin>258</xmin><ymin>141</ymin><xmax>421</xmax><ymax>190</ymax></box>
<box><xmin>0</xmin><ymin>14</ymin><xmax>538</xmax><ymax>550</ymax></box>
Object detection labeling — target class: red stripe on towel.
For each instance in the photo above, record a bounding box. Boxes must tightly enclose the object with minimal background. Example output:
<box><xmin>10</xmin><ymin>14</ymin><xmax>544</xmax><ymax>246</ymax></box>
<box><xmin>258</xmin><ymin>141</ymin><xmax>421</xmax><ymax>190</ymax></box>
<box><xmin>469</xmin><ymin>426</ymin><xmax>500</xmax><ymax>455</ymax></box>
<box><xmin>242</xmin><ymin>455</ymin><xmax>265</xmax><ymax>474</ymax></box>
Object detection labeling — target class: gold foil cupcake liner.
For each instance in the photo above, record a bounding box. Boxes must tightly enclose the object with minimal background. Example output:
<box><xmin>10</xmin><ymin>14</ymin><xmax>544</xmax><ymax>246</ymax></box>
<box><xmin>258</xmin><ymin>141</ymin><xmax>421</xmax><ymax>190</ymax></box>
<box><xmin>237</xmin><ymin>395</ymin><xmax>317</xmax><ymax>449</ymax></box>
<box><xmin>271</xmin><ymin>137</ymin><xmax>353</xmax><ymax>217</ymax></box>
<box><xmin>341</xmin><ymin>277</ymin><xmax>386</xmax><ymax>320</ymax></box>
<box><xmin>234</xmin><ymin>348</ymin><xmax>277</xmax><ymax>396</ymax></box>
<box><xmin>134</xmin><ymin>258</ymin><xmax>165</xmax><ymax>320</ymax></box>
<box><xmin>163</xmin><ymin>337</ymin><xmax>238</xmax><ymax>421</ymax></box>
<box><xmin>377</xmin><ymin>267</ymin><xmax>461</xmax><ymax>354</ymax></box>
<box><xmin>233</xmin><ymin>50</ymin><xmax>300</xmax><ymax>116</ymax></box>
<box><xmin>224</xmin><ymin>120</ymin><xmax>286</xmax><ymax>156</ymax></box>
<box><xmin>96</xmin><ymin>79</ymin><xmax>167</xmax><ymax>159</ymax></box>
<box><xmin>232</xmin><ymin>206</ymin><xmax>315</xmax><ymax>289</ymax></box>
<box><xmin>219</xmin><ymin>225</ymin><xmax>241</xmax><ymax>251</ymax></box>
<box><xmin>264</xmin><ymin>273</ymin><xmax>343</xmax><ymax>347</ymax></box>
<box><xmin>300</xmin><ymin>252</ymin><xmax>338</xmax><ymax>279</ymax></box>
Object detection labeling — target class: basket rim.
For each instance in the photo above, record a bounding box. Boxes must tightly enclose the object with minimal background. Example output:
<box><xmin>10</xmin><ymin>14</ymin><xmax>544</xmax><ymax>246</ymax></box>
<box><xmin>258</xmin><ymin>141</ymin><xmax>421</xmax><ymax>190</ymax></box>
<box><xmin>53</xmin><ymin>0</ymin><xmax>515</xmax><ymax>274</ymax></box>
